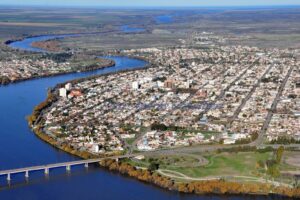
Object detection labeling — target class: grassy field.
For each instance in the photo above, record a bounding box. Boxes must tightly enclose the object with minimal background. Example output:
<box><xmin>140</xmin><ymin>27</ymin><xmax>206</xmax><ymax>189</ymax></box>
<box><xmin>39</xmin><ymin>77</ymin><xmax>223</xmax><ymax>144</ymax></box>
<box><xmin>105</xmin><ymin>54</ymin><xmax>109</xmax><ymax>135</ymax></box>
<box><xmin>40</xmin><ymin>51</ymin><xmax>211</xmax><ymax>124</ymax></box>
<box><xmin>1</xmin><ymin>6</ymin><xmax>300</xmax><ymax>49</ymax></box>
<box><xmin>165</xmin><ymin>152</ymin><xmax>271</xmax><ymax>178</ymax></box>
<box><xmin>0</xmin><ymin>7</ymin><xmax>175</xmax><ymax>40</ymax></box>
<box><xmin>126</xmin><ymin>150</ymin><xmax>300</xmax><ymax>185</ymax></box>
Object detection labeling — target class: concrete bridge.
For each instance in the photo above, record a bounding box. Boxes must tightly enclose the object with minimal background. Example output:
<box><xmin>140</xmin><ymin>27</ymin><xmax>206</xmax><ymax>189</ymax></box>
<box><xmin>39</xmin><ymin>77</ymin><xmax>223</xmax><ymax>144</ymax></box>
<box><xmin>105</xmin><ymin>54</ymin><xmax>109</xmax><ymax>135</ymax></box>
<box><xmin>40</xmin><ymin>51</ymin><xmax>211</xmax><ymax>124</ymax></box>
<box><xmin>0</xmin><ymin>154</ymin><xmax>136</xmax><ymax>182</ymax></box>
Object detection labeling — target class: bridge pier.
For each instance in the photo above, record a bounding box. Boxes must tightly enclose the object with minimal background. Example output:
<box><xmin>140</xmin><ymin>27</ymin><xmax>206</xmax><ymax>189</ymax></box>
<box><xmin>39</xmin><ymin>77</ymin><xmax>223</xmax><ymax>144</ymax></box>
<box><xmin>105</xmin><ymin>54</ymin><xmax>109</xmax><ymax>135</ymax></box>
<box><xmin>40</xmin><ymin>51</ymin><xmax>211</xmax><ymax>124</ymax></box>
<box><xmin>25</xmin><ymin>171</ymin><xmax>29</xmax><ymax>178</ymax></box>
<box><xmin>115</xmin><ymin>158</ymin><xmax>119</xmax><ymax>162</ymax></box>
<box><xmin>44</xmin><ymin>168</ymin><xmax>49</xmax><ymax>175</ymax></box>
<box><xmin>7</xmin><ymin>173</ymin><xmax>11</xmax><ymax>181</ymax></box>
<box><xmin>84</xmin><ymin>163</ymin><xmax>88</xmax><ymax>168</ymax></box>
<box><xmin>66</xmin><ymin>165</ymin><xmax>71</xmax><ymax>172</ymax></box>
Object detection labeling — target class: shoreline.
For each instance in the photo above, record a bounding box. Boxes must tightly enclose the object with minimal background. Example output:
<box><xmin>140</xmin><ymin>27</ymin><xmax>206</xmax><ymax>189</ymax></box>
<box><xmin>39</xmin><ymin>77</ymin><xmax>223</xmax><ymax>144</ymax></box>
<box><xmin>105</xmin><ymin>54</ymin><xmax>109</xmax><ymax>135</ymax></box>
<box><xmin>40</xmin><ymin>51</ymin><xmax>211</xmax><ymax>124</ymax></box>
<box><xmin>2</xmin><ymin>36</ymin><xmax>152</xmax><ymax>86</ymax></box>
<box><xmin>26</xmin><ymin>67</ymin><xmax>300</xmax><ymax>199</ymax></box>
<box><xmin>0</xmin><ymin>59</ymin><xmax>115</xmax><ymax>86</ymax></box>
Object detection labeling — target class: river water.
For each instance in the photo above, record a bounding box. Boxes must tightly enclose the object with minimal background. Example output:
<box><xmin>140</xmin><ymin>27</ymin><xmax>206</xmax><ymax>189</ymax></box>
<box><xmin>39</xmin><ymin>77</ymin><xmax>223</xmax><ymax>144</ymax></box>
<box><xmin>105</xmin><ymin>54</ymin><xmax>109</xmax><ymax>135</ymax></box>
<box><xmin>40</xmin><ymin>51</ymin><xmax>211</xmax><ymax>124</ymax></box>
<box><xmin>0</xmin><ymin>17</ymin><xmax>281</xmax><ymax>200</ymax></box>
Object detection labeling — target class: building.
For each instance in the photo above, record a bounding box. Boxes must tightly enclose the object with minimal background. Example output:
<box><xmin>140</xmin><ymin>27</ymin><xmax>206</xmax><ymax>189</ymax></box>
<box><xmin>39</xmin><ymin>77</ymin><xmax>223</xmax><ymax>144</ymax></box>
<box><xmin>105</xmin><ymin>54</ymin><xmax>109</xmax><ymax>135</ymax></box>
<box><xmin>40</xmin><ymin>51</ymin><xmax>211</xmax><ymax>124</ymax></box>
<box><xmin>132</xmin><ymin>81</ymin><xmax>140</xmax><ymax>90</ymax></box>
<box><xmin>196</xmin><ymin>90</ymin><xmax>208</xmax><ymax>99</ymax></box>
<box><xmin>69</xmin><ymin>89</ymin><xmax>83</xmax><ymax>98</ymax></box>
<box><xmin>164</xmin><ymin>79</ymin><xmax>176</xmax><ymax>89</ymax></box>
<box><xmin>65</xmin><ymin>83</ymin><xmax>72</xmax><ymax>91</ymax></box>
<box><xmin>59</xmin><ymin>88</ymin><xmax>67</xmax><ymax>98</ymax></box>
<box><xmin>199</xmin><ymin>115</ymin><xmax>208</xmax><ymax>125</ymax></box>
<box><xmin>92</xmin><ymin>144</ymin><xmax>99</xmax><ymax>153</ymax></box>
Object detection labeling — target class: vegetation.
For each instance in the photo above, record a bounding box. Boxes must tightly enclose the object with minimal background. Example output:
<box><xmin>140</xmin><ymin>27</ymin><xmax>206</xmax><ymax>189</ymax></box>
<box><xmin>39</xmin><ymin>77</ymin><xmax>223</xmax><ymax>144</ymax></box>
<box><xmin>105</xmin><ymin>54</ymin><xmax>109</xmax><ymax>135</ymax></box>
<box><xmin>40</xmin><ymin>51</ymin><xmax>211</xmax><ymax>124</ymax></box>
<box><xmin>27</xmin><ymin>91</ymin><xmax>57</xmax><ymax>126</ymax></box>
<box><xmin>0</xmin><ymin>75</ymin><xmax>10</xmax><ymax>85</ymax></box>
<box><xmin>100</xmin><ymin>159</ymin><xmax>300</xmax><ymax>198</ymax></box>
<box><xmin>270</xmin><ymin>136</ymin><xmax>300</xmax><ymax>144</ymax></box>
<box><xmin>166</xmin><ymin>152</ymin><xmax>271</xmax><ymax>178</ymax></box>
<box><xmin>148</xmin><ymin>161</ymin><xmax>160</xmax><ymax>171</ymax></box>
<box><xmin>42</xmin><ymin>52</ymin><xmax>73</xmax><ymax>63</ymax></box>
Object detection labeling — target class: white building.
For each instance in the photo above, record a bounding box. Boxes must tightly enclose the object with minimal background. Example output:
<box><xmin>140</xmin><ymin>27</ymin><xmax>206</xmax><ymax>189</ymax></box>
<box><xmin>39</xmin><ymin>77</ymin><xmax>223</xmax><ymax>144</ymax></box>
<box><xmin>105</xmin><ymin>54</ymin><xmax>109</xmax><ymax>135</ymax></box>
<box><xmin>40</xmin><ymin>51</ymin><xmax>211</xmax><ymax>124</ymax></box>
<box><xmin>65</xmin><ymin>83</ymin><xmax>72</xmax><ymax>90</ymax></box>
<box><xmin>59</xmin><ymin>88</ymin><xmax>67</xmax><ymax>98</ymax></box>
<box><xmin>92</xmin><ymin>144</ymin><xmax>99</xmax><ymax>153</ymax></box>
<box><xmin>157</xmin><ymin>81</ymin><xmax>164</xmax><ymax>88</ymax></box>
<box><xmin>132</xmin><ymin>81</ymin><xmax>140</xmax><ymax>90</ymax></box>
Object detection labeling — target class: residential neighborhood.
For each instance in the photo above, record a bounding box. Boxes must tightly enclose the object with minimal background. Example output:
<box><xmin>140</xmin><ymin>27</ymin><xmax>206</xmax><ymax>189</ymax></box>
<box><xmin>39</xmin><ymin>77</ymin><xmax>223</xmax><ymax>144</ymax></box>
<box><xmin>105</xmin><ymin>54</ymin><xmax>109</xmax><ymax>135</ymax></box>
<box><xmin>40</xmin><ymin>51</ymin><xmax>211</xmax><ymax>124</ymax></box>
<box><xmin>35</xmin><ymin>34</ymin><xmax>299</xmax><ymax>154</ymax></box>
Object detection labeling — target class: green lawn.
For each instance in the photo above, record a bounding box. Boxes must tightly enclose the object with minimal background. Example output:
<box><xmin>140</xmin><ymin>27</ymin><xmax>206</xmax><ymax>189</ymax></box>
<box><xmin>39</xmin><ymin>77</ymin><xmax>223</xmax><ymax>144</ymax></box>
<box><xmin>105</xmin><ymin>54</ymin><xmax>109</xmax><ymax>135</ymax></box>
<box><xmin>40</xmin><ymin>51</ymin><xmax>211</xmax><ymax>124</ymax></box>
<box><xmin>124</xmin><ymin>138</ymin><xmax>136</xmax><ymax>145</ymax></box>
<box><xmin>164</xmin><ymin>152</ymin><xmax>272</xmax><ymax>178</ymax></box>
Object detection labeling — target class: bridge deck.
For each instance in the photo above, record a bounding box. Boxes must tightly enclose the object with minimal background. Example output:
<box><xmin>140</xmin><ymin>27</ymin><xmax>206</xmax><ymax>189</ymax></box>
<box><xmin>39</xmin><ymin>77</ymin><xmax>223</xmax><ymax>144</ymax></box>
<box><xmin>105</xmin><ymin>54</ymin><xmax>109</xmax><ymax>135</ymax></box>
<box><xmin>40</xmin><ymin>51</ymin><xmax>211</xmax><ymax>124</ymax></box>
<box><xmin>0</xmin><ymin>154</ymin><xmax>134</xmax><ymax>176</ymax></box>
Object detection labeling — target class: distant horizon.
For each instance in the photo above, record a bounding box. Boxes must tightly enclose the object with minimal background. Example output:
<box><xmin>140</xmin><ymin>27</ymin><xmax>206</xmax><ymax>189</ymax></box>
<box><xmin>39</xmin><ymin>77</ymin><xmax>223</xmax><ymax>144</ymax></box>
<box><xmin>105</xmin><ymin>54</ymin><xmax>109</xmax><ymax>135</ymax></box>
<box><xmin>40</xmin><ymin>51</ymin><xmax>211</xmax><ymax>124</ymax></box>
<box><xmin>1</xmin><ymin>0</ymin><xmax>300</xmax><ymax>8</ymax></box>
<box><xmin>1</xmin><ymin>4</ymin><xmax>300</xmax><ymax>10</ymax></box>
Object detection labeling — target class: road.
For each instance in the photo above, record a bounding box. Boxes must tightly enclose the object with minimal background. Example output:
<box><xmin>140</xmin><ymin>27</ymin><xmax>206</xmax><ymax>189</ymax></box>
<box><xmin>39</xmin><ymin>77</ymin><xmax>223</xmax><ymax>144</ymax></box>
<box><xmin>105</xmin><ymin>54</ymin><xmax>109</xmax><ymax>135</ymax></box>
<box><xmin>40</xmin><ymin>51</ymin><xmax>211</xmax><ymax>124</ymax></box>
<box><xmin>254</xmin><ymin>64</ymin><xmax>295</xmax><ymax>146</ymax></box>
<box><xmin>228</xmin><ymin>64</ymin><xmax>274</xmax><ymax>124</ymax></box>
<box><xmin>198</xmin><ymin>61</ymin><xmax>257</xmax><ymax>119</ymax></box>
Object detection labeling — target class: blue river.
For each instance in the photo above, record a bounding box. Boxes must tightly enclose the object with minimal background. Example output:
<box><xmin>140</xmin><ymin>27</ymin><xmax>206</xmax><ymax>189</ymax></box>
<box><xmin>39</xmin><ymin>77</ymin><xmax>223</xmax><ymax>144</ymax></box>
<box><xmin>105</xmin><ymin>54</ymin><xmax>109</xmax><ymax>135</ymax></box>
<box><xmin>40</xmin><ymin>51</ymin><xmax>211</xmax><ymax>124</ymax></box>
<box><xmin>121</xmin><ymin>25</ymin><xmax>145</xmax><ymax>33</ymax></box>
<box><xmin>0</xmin><ymin>18</ymin><xmax>282</xmax><ymax>200</ymax></box>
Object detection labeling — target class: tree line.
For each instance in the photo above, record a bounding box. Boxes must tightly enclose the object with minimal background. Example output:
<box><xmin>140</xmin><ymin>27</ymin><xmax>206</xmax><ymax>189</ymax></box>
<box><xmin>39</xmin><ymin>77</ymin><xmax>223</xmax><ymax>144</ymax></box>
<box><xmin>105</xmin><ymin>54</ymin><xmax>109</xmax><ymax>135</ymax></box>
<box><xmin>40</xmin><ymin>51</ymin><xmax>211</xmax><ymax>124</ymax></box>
<box><xmin>99</xmin><ymin>158</ymin><xmax>300</xmax><ymax>198</ymax></box>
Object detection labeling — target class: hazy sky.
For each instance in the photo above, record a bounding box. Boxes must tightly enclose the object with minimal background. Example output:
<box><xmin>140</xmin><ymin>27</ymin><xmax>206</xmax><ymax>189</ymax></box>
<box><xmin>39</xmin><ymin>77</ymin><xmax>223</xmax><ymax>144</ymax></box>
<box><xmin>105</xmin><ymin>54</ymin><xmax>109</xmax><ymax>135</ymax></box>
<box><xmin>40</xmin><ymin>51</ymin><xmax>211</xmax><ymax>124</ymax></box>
<box><xmin>1</xmin><ymin>0</ymin><xmax>300</xmax><ymax>7</ymax></box>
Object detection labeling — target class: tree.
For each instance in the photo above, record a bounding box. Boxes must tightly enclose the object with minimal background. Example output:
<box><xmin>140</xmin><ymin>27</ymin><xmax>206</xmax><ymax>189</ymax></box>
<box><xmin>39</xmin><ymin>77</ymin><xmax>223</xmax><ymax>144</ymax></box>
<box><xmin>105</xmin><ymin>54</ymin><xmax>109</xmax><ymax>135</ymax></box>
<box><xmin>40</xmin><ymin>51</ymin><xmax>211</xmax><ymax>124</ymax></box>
<box><xmin>151</xmin><ymin>123</ymin><xmax>167</xmax><ymax>131</ymax></box>
<box><xmin>148</xmin><ymin>162</ymin><xmax>159</xmax><ymax>171</ymax></box>
<box><xmin>256</xmin><ymin>160</ymin><xmax>265</xmax><ymax>169</ymax></box>
<box><xmin>266</xmin><ymin>159</ymin><xmax>280</xmax><ymax>177</ymax></box>
<box><xmin>276</xmin><ymin>146</ymin><xmax>284</xmax><ymax>164</ymax></box>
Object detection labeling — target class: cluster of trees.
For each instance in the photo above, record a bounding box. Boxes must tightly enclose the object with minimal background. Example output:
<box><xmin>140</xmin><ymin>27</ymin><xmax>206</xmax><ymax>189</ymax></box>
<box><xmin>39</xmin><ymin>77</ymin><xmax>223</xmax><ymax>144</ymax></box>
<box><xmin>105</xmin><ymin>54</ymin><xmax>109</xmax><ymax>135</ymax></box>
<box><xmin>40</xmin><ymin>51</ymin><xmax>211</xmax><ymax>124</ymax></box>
<box><xmin>27</xmin><ymin>91</ymin><xmax>57</xmax><ymax>126</ymax></box>
<box><xmin>216</xmin><ymin>146</ymin><xmax>277</xmax><ymax>154</ymax></box>
<box><xmin>151</xmin><ymin>123</ymin><xmax>168</xmax><ymax>131</ymax></box>
<box><xmin>270</xmin><ymin>136</ymin><xmax>300</xmax><ymax>144</ymax></box>
<box><xmin>150</xmin><ymin>123</ymin><xmax>189</xmax><ymax>132</ymax></box>
<box><xmin>42</xmin><ymin>52</ymin><xmax>72</xmax><ymax>63</ymax></box>
<box><xmin>177</xmin><ymin>180</ymin><xmax>269</xmax><ymax>194</ymax></box>
<box><xmin>148</xmin><ymin>160</ymin><xmax>160</xmax><ymax>171</ymax></box>
<box><xmin>216</xmin><ymin>145</ymin><xmax>257</xmax><ymax>153</ymax></box>
<box><xmin>255</xmin><ymin>146</ymin><xmax>284</xmax><ymax>178</ymax></box>
<box><xmin>100</xmin><ymin>159</ymin><xmax>174</xmax><ymax>189</ymax></box>
<box><xmin>0</xmin><ymin>76</ymin><xmax>10</xmax><ymax>85</ymax></box>
<box><xmin>177</xmin><ymin>180</ymin><xmax>300</xmax><ymax>197</ymax></box>
<box><xmin>265</xmin><ymin>146</ymin><xmax>284</xmax><ymax>177</ymax></box>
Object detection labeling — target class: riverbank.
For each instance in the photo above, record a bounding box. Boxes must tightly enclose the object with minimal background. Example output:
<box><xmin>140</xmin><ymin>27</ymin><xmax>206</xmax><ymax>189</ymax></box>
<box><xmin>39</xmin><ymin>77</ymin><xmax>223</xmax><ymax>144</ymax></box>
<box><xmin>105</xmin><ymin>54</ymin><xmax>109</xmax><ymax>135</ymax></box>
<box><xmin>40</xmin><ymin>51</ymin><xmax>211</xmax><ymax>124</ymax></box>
<box><xmin>100</xmin><ymin>159</ymin><xmax>300</xmax><ymax>198</ymax></box>
<box><xmin>26</xmin><ymin>64</ymin><xmax>300</xmax><ymax>199</ymax></box>
<box><xmin>29</xmin><ymin>117</ymin><xmax>300</xmax><ymax>198</ymax></box>
<box><xmin>27</xmin><ymin>91</ymin><xmax>121</xmax><ymax>160</ymax></box>
<box><xmin>0</xmin><ymin>58</ymin><xmax>115</xmax><ymax>86</ymax></box>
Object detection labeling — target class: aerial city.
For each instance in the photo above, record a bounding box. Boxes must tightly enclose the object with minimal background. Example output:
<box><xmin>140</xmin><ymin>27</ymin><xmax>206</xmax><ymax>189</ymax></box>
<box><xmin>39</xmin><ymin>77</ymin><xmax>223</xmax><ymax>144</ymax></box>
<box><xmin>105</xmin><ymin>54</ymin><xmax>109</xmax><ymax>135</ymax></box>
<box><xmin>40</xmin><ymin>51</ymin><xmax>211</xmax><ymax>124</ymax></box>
<box><xmin>0</xmin><ymin>0</ymin><xmax>299</xmax><ymax>199</ymax></box>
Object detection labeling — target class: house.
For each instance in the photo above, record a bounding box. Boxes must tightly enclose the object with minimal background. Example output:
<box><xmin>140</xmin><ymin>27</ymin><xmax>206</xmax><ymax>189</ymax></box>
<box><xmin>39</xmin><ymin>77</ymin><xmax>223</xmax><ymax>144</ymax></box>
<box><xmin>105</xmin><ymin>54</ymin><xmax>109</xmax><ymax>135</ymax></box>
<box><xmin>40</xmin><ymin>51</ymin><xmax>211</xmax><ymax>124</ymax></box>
<box><xmin>196</xmin><ymin>90</ymin><xmax>208</xmax><ymax>99</ymax></box>
<box><xmin>132</xmin><ymin>81</ymin><xmax>140</xmax><ymax>90</ymax></box>
<box><xmin>164</xmin><ymin>79</ymin><xmax>176</xmax><ymax>89</ymax></box>
<box><xmin>199</xmin><ymin>115</ymin><xmax>208</xmax><ymax>125</ymax></box>
<box><xmin>69</xmin><ymin>89</ymin><xmax>83</xmax><ymax>98</ymax></box>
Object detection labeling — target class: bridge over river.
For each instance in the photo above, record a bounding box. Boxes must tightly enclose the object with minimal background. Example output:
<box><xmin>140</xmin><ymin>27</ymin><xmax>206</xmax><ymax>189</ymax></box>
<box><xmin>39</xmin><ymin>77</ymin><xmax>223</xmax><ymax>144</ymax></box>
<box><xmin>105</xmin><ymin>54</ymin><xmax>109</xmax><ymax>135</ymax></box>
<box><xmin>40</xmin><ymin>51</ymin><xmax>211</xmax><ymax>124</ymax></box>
<box><xmin>0</xmin><ymin>154</ymin><xmax>138</xmax><ymax>181</ymax></box>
